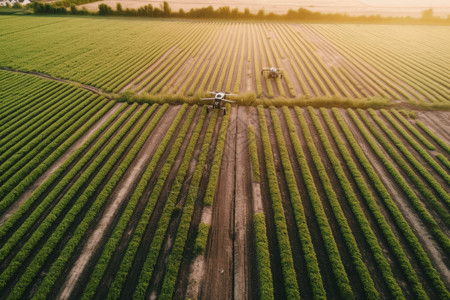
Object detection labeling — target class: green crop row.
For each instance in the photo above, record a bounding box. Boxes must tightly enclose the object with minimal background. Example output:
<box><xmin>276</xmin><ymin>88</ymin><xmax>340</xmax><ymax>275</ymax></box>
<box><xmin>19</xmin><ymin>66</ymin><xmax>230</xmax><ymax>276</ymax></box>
<box><xmin>0</xmin><ymin>84</ymin><xmax>76</xmax><ymax>140</ymax></box>
<box><xmin>390</xmin><ymin>109</ymin><xmax>435</xmax><ymax>150</ymax></box>
<box><xmin>257</xmin><ymin>105</ymin><xmax>300</xmax><ymax>300</ymax></box>
<box><xmin>322</xmin><ymin>108</ymin><xmax>426</xmax><ymax>299</ymax></box>
<box><xmin>273</xmin><ymin>107</ymin><xmax>326</xmax><ymax>299</ymax></box>
<box><xmin>359</xmin><ymin>109</ymin><xmax>450</xmax><ymax>229</ymax></box>
<box><xmin>133</xmin><ymin>106</ymin><xmax>204</xmax><ymax>299</ymax></box>
<box><xmin>370</xmin><ymin>109</ymin><xmax>450</xmax><ymax>204</ymax></box>
<box><xmin>31</xmin><ymin>104</ymin><xmax>161</xmax><ymax>299</ymax></box>
<box><xmin>254</xmin><ymin>213</ymin><xmax>275</xmax><ymax>300</ymax></box>
<box><xmin>203</xmin><ymin>104</ymin><xmax>232</xmax><ymax>206</ymax></box>
<box><xmin>159</xmin><ymin>109</ymin><xmax>219</xmax><ymax>299</ymax></box>
<box><xmin>80</xmin><ymin>104</ymin><xmax>171</xmax><ymax>300</ymax></box>
<box><xmin>0</xmin><ymin>104</ymin><xmax>147</xmax><ymax>293</ymax></box>
<box><xmin>107</xmin><ymin>104</ymin><xmax>189</xmax><ymax>299</ymax></box>
<box><xmin>193</xmin><ymin>223</ymin><xmax>210</xmax><ymax>256</ymax></box>
<box><xmin>0</xmin><ymin>90</ymin><xmax>91</xmax><ymax>165</ymax></box>
<box><xmin>416</xmin><ymin>121</ymin><xmax>450</xmax><ymax>154</ymax></box>
<box><xmin>0</xmin><ymin>94</ymin><xmax>101</xmax><ymax>189</ymax></box>
<box><xmin>248</xmin><ymin>125</ymin><xmax>261</xmax><ymax>182</ymax></box>
<box><xmin>297</xmin><ymin>107</ymin><xmax>378</xmax><ymax>299</ymax></box>
<box><xmin>0</xmin><ymin>102</ymin><xmax>125</xmax><ymax>239</ymax></box>
<box><xmin>0</xmin><ymin>81</ymin><xmax>62</xmax><ymax>133</ymax></box>
<box><xmin>8</xmin><ymin>104</ymin><xmax>159</xmax><ymax>299</ymax></box>
<box><xmin>283</xmin><ymin>105</ymin><xmax>352</xmax><ymax>299</ymax></box>
<box><xmin>345</xmin><ymin>108</ymin><xmax>450</xmax><ymax>298</ymax></box>
<box><xmin>382</xmin><ymin>109</ymin><xmax>449</xmax><ymax>185</ymax></box>
<box><xmin>437</xmin><ymin>154</ymin><xmax>450</xmax><ymax>170</ymax></box>
<box><xmin>309</xmin><ymin>107</ymin><xmax>404</xmax><ymax>299</ymax></box>
<box><xmin>0</xmin><ymin>98</ymin><xmax>109</xmax><ymax>213</ymax></box>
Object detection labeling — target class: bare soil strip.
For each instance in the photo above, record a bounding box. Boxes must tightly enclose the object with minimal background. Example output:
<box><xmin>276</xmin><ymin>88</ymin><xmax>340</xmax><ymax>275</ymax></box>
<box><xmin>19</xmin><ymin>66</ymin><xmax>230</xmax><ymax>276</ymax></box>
<box><xmin>0</xmin><ymin>103</ymin><xmax>121</xmax><ymax>226</ymax></box>
<box><xmin>233</xmin><ymin>107</ymin><xmax>254</xmax><ymax>299</ymax></box>
<box><xmin>200</xmin><ymin>107</ymin><xmax>237</xmax><ymax>299</ymax></box>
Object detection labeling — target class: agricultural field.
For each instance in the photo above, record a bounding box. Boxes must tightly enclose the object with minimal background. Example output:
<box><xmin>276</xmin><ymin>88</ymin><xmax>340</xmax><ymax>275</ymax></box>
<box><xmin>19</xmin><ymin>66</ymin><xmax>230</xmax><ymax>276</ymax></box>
<box><xmin>0</xmin><ymin>15</ymin><xmax>449</xmax><ymax>299</ymax></box>
<box><xmin>1</xmin><ymin>16</ymin><xmax>449</xmax><ymax>102</ymax></box>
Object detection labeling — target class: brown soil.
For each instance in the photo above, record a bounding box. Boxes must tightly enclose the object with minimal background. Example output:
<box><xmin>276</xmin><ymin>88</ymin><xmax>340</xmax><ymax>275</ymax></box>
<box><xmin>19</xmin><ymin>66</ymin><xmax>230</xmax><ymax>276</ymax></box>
<box><xmin>200</xmin><ymin>107</ymin><xmax>237</xmax><ymax>299</ymax></box>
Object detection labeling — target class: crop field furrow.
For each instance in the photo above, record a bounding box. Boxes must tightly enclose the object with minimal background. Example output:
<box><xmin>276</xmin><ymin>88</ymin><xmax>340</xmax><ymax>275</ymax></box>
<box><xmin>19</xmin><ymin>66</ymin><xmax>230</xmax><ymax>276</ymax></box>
<box><xmin>1</xmin><ymin>15</ymin><xmax>449</xmax><ymax>300</ymax></box>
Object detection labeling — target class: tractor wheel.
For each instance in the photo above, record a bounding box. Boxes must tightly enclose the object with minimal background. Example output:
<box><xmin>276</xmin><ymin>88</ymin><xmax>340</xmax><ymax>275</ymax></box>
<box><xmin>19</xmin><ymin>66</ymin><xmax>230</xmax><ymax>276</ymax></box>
<box><xmin>206</xmin><ymin>107</ymin><xmax>209</xmax><ymax>113</ymax></box>
<box><xmin>224</xmin><ymin>109</ymin><xmax>227</xmax><ymax>116</ymax></box>
<box><xmin>280</xmin><ymin>74</ymin><xmax>283</xmax><ymax>79</ymax></box>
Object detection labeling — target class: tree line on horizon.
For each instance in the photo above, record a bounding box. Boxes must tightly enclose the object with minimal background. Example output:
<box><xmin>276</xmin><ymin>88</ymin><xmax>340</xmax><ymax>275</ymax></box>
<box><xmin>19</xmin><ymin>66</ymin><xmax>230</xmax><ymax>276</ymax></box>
<box><xmin>8</xmin><ymin>0</ymin><xmax>450</xmax><ymax>24</ymax></box>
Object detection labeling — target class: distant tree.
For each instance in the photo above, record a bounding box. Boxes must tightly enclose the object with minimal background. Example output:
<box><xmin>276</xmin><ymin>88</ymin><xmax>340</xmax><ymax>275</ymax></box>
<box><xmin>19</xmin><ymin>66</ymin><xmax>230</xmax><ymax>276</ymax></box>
<box><xmin>116</xmin><ymin>2</ymin><xmax>122</xmax><ymax>15</ymax></box>
<box><xmin>98</xmin><ymin>3</ymin><xmax>112</xmax><ymax>15</ymax></box>
<box><xmin>13</xmin><ymin>2</ymin><xmax>22</xmax><ymax>8</ymax></box>
<box><xmin>422</xmin><ymin>8</ymin><xmax>433</xmax><ymax>20</ymax></box>
<box><xmin>178</xmin><ymin>8</ymin><xmax>185</xmax><ymax>17</ymax></box>
<box><xmin>162</xmin><ymin>1</ymin><xmax>170</xmax><ymax>17</ymax></box>
<box><xmin>256</xmin><ymin>8</ymin><xmax>264</xmax><ymax>18</ymax></box>
<box><xmin>244</xmin><ymin>7</ymin><xmax>250</xmax><ymax>17</ymax></box>
<box><xmin>70</xmin><ymin>3</ymin><xmax>77</xmax><ymax>14</ymax></box>
<box><xmin>5</xmin><ymin>2</ymin><xmax>11</xmax><ymax>8</ymax></box>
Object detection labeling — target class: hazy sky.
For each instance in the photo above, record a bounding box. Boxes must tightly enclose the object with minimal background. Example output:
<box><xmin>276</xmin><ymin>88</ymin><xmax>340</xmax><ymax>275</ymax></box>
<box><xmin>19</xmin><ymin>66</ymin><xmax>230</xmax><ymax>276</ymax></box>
<box><xmin>359</xmin><ymin>0</ymin><xmax>450</xmax><ymax>6</ymax></box>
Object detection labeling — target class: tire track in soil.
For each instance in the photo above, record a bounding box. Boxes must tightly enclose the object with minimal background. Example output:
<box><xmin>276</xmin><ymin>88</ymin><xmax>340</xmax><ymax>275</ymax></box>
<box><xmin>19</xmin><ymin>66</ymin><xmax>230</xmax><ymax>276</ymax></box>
<box><xmin>0</xmin><ymin>104</ymin><xmax>146</xmax><ymax>298</ymax></box>
<box><xmin>233</xmin><ymin>107</ymin><xmax>254</xmax><ymax>299</ymax></box>
<box><xmin>54</xmin><ymin>104</ymin><xmax>173</xmax><ymax>300</ymax></box>
<box><xmin>89</xmin><ymin>105</ymin><xmax>185</xmax><ymax>298</ymax></box>
<box><xmin>174</xmin><ymin>111</ymin><xmax>222</xmax><ymax>299</ymax></box>
<box><xmin>249</xmin><ymin>106</ymin><xmax>286</xmax><ymax>300</ymax></box>
<box><xmin>0</xmin><ymin>103</ymin><xmax>121</xmax><ymax>227</ymax></box>
<box><xmin>340</xmin><ymin>110</ymin><xmax>449</xmax><ymax>298</ymax></box>
<box><xmin>306</xmin><ymin>108</ymin><xmax>391</xmax><ymax>299</ymax></box>
<box><xmin>199</xmin><ymin>107</ymin><xmax>237</xmax><ymax>300</ymax></box>
<box><xmin>120</xmin><ymin>107</ymin><xmax>202</xmax><ymax>299</ymax></box>
<box><xmin>26</xmin><ymin>104</ymin><xmax>161</xmax><ymax>299</ymax></box>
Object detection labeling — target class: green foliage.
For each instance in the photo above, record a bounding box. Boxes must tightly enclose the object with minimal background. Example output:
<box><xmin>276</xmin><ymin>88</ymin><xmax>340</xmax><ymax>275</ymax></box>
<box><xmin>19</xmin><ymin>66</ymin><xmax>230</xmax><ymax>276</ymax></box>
<box><xmin>107</xmin><ymin>104</ymin><xmax>189</xmax><ymax>299</ymax></box>
<box><xmin>416</xmin><ymin>121</ymin><xmax>450</xmax><ymax>154</ymax></box>
<box><xmin>248</xmin><ymin>125</ymin><xmax>260</xmax><ymax>182</ymax></box>
<box><xmin>81</xmin><ymin>104</ymin><xmax>170</xmax><ymax>299</ymax></box>
<box><xmin>133</xmin><ymin>105</ymin><xmax>202</xmax><ymax>299</ymax></box>
<box><xmin>346</xmin><ymin>108</ymin><xmax>450</xmax><ymax>299</ymax></box>
<box><xmin>203</xmin><ymin>104</ymin><xmax>231</xmax><ymax>206</ymax></box>
<box><xmin>159</xmin><ymin>108</ymin><xmax>217</xmax><ymax>299</ymax></box>
<box><xmin>14</xmin><ymin>104</ymin><xmax>160</xmax><ymax>299</ymax></box>
<box><xmin>193</xmin><ymin>223</ymin><xmax>210</xmax><ymax>256</ymax></box>
<box><xmin>322</xmin><ymin>108</ymin><xmax>427</xmax><ymax>299</ymax></box>
<box><xmin>361</xmin><ymin>109</ymin><xmax>450</xmax><ymax>227</ymax></box>
<box><xmin>297</xmin><ymin>107</ymin><xmax>378</xmax><ymax>299</ymax></box>
<box><xmin>253</xmin><ymin>213</ymin><xmax>274</xmax><ymax>300</ymax></box>
<box><xmin>273</xmin><ymin>107</ymin><xmax>326</xmax><ymax>299</ymax></box>
<box><xmin>257</xmin><ymin>105</ymin><xmax>300</xmax><ymax>300</ymax></box>
<box><xmin>309</xmin><ymin>107</ymin><xmax>404</xmax><ymax>299</ymax></box>
<box><xmin>0</xmin><ymin>104</ymin><xmax>147</xmax><ymax>295</ymax></box>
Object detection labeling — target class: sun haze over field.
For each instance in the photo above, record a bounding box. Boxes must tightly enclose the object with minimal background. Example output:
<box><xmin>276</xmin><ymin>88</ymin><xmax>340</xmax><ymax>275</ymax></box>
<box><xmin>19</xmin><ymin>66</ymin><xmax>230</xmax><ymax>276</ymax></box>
<box><xmin>79</xmin><ymin>0</ymin><xmax>450</xmax><ymax>17</ymax></box>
